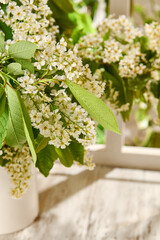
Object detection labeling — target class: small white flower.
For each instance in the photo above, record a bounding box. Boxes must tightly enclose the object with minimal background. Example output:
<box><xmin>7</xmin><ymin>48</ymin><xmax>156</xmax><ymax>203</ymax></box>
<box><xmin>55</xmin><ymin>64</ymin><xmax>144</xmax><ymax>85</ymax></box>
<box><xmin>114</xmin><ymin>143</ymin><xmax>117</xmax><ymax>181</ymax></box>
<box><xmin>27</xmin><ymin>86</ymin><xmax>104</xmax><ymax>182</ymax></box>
<box><xmin>30</xmin><ymin>110</ymin><xmax>42</xmax><ymax>124</ymax></box>
<box><xmin>39</xmin><ymin>121</ymin><xmax>51</xmax><ymax>137</ymax></box>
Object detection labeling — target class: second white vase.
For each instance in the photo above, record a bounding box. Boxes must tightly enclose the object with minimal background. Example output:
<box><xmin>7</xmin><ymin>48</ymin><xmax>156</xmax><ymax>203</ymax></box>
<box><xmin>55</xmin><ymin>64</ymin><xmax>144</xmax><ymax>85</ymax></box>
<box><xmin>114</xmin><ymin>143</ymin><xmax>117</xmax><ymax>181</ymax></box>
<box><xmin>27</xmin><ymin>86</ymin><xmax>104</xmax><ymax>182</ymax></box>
<box><xmin>0</xmin><ymin>166</ymin><xmax>39</xmax><ymax>235</ymax></box>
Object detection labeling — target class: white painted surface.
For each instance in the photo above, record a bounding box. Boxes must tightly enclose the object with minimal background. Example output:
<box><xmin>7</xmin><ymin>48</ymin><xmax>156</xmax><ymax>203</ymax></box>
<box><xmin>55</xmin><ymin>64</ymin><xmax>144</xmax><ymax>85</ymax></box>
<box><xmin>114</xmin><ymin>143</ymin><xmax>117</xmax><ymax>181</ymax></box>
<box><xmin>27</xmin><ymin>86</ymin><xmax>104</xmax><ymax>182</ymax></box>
<box><xmin>93</xmin><ymin>114</ymin><xmax>160</xmax><ymax>170</ymax></box>
<box><xmin>93</xmin><ymin>0</ymin><xmax>106</xmax><ymax>27</ymax></box>
<box><xmin>0</xmin><ymin>167</ymin><xmax>39</xmax><ymax>235</ymax></box>
<box><xmin>109</xmin><ymin>0</ymin><xmax>132</xmax><ymax>16</ymax></box>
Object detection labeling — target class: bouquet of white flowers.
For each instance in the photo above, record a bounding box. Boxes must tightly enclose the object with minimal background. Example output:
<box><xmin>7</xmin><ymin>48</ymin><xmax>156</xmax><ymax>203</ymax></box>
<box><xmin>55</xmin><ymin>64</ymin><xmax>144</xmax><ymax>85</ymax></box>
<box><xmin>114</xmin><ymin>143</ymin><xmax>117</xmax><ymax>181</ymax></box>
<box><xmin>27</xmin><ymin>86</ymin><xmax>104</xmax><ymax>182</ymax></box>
<box><xmin>0</xmin><ymin>0</ymin><xmax>120</xmax><ymax>198</ymax></box>
<box><xmin>0</xmin><ymin>0</ymin><xmax>160</xmax><ymax>199</ymax></box>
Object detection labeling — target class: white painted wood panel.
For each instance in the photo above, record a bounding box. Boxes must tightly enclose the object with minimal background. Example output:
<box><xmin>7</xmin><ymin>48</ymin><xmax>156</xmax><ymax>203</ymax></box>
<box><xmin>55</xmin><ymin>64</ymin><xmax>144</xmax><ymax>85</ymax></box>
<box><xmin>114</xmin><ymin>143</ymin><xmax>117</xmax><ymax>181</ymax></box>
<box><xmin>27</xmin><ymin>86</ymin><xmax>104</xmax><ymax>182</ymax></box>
<box><xmin>93</xmin><ymin>114</ymin><xmax>160</xmax><ymax>170</ymax></box>
<box><xmin>109</xmin><ymin>0</ymin><xmax>132</xmax><ymax>16</ymax></box>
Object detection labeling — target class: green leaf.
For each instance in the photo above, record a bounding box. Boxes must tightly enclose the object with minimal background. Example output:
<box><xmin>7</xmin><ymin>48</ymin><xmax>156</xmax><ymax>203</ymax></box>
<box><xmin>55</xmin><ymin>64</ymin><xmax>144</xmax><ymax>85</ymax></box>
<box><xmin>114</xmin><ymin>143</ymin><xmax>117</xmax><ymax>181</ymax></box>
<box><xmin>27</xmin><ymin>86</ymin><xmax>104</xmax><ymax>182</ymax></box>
<box><xmin>0</xmin><ymin>20</ymin><xmax>13</xmax><ymax>40</ymax></box>
<box><xmin>82</xmin><ymin>59</ymin><xmax>100</xmax><ymax>74</ymax></box>
<box><xmin>103</xmin><ymin>29</ymin><xmax>111</xmax><ymax>41</ymax></box>
<box><xmin>0</xmin><ymin>31</ymin><xmax>5</xmax><ymax>53</ymax></box>
<box><xmin>49</xmin><ymin>0</ymin><xmax>74</xmax><ymax>13</ymax></box>
<box><xmin>14</xmin><ymin>58</ymin><xmax>35</xmax><ymax>74</ymax></box>
<box><xmin>83</xmin><ymin>0</ymin><xmax>98</xmax><ymax>19</ymax></box>
<box><xmin>66</xmin><ymin>80</ymin><xmax>120</xmax><ymax>134</ymax></box>
<box><xmin>103</xmin><ymin>64</ymin><xmax>132</xmax><ymax>120</ymax></box>
<box><xmin>70</xmin><ymin>12</ymin><xmax>95</xmax><ymax>43</ymax></box>
<box><xmin>48</xmin><ymin>0</ymin><xmax>75</xmax><ymax>31</ymax></box>
<box><xmin>37</xmin><ymin>145</ymin><xmax>58</xmax><ymax>177</ymax></box>
<box><xmin>150</xmin><ymin>80</ymin><xmax>160</xmax><ymax>99</ymax></box>
<box><xmin>69</xmin><ymin>141</ymin><xmax>84</xmax><ymax>165</ymax></box>
<box><xmin>157</xmin><ymin>99</ymin><xmax>160</xmax><ymax>119</ymax></box>
<box><xmin>55</xmin><ymin>147</ymin><xmax>74</xmax><ymax>167</ymax></box>
<box><xmin>7</xmin><ymin>63</ymin><xmax>24</xmax><ymax>75</ymax></box>
<box><xmin>104</xmin><ymin>0</ymin><xmax>109</xmax><ymax>15</ymax></box>
<box><xmin>71</xmin><ymin>27</ymin><xmax>84</xmax><ymax>44</ymax></box>
<box><xmin>5</xmin><ymin>85</ymin><xmax>26</xmax><ymax>148</ymax></box>
<box><xmin>139</xmin><ymin>36</ymin><xmax>149</xmax><ymax>53</ymax></box>
<box><xmin>35</xmin><ymin>134</ymin><xmax>50</xmax><ymax>153</ymax></box>
<box><xmin>0</xmin><ymin>92</ymin><xmax>6</xmax><ymax>117</ymax></box>
<box><xmin>103</xmin><ymin>66</ymin><xmax>126</xmax><ymax>108</ymax></box>
<box><xmin>17</xmin><ymin>93</ymin><xmax>37</xmax><ymax>164</ymax></box>
<box><xmin>11</xmin><ymin>0</ymin><xmax>22</xmax><ymax>6</ymax></box>
<box><xmin>55</xmin><ymin>141</ymin><xmax>84</xmax><ymax>166</ymax></box>
<box><xmin>0</xmin><ymin>104</ymin><xmax>9</xmax><ymax>148</ymax></box>
<box><xmin>8</xmin><ymin>41</ymin><xmax>37</xmax><ymax>59</ymax></box>
<box><xmin>134</xmin><ymin>5</ymin><xmax>146</xmax><ymax>21</ymax></box>
<box><xmin>0</xmin><ymin>84</ymin><xmax>4</xmax><ymax>98</ymax></box>
<box><xmin>0</xmin><ymin>158</ymin><xmax>9</xmax><ymax>167</ymax></box>
<box><xmin>96</xmin><ymin>124</ymin><xmax>105</xmax><ymax>144</ymax></box>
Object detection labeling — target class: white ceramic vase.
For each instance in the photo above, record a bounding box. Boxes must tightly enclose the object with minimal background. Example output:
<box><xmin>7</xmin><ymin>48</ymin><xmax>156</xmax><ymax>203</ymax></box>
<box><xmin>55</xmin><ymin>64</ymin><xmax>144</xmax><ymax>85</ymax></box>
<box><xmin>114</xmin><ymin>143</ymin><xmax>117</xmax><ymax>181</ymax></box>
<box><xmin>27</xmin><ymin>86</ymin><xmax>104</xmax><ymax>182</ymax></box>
<box><xmin>0</xmin><ymin>166</ymin><xmax>39</xmax><ymax>235</ymax></box>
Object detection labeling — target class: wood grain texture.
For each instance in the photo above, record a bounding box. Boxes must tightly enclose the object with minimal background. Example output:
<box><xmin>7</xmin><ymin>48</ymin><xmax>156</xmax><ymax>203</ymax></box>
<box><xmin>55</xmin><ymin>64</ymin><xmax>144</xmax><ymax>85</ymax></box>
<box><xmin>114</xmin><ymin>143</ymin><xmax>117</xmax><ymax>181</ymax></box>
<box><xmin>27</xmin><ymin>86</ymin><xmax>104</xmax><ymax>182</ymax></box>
<box><xmin>1</xmin><ymin>164</ymin><xmax>160</xmax><ymax>240</ymax></box>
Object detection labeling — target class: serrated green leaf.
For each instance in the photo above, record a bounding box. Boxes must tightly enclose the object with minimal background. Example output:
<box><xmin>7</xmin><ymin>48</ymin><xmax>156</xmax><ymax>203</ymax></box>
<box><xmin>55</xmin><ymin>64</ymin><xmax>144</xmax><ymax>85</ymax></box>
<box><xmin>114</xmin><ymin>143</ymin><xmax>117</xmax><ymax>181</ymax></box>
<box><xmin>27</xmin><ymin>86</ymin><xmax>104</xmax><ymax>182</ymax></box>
<box><xmin>66</xmin><ymin>80</ymin><xmax>120</xmax><ymax>134</ymax></box>
<box><xmin>55</xmin><ymin>147</ymin><xmax>74</xmax><ymax>167</ymax></box>
<box><xmin>5</xmin><ymin>85</ymin><xmax>26</xmax><ymax>148</ymax></box>
<box><xmin>7</xmin><ymin>63</ymin><xmax>24</xmax><ymax>75</ymax></box>
<box><xmin>0</xmin><ymin>104</ymin><xmax>9</xmax><ymax>148</ymax></box>
<box><xmin>0</xmin><ymin>92</ymin><xmax>6</xmax><ymax>117</ymax></box>
<box><xmin>35</xmin><ymin>134</ymin><xmax>50</xmax><ymax>153</ymax></box>
<box><xmin>8</xmin><ymin>41</ymin><xmax>37</xmax><ymax>59</ymax></box>
<box><xmin>14</xmin><ymin>58</ymin><xmax>34</xmax><ymax>74</ymax></box>
<box><xmin>17</xmin><ymin>93</ymin><xmax>37</xmax><ymax>164</ymax></box>
<box><xmin>69</xmin><ymin>141</ymin><xmax>84</xmax><ymax>165</ymax></box>
<box><xmin>0</xmin><ymin>31</ymin><xmax>5</xmax><ymax>53</ymax></box>
<box><xmin>37</xmin><ymin>145</ymin><xmax>58</xmax><ymax>177</ymax></box>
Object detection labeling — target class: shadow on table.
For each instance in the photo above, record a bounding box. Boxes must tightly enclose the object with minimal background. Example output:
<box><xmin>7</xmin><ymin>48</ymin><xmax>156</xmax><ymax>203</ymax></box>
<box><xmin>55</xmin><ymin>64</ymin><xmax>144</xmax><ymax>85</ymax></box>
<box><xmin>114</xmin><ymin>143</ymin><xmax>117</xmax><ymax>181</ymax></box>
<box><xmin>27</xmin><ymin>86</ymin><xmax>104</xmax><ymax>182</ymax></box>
<box><xmin>39</xmin><ymin>166</ymin><xmax>113</xmax><ymax>214</ymax></box>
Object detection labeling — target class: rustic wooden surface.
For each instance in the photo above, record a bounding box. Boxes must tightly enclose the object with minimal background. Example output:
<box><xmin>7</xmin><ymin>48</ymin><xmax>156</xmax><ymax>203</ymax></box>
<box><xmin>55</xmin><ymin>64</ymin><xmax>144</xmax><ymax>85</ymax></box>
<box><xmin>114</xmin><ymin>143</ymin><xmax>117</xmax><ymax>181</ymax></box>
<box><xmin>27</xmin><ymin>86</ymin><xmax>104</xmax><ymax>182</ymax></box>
<box><xmin>1</xmin><ymin>164</ymin><xmax>160</xmax><ymax>240</ymax></box>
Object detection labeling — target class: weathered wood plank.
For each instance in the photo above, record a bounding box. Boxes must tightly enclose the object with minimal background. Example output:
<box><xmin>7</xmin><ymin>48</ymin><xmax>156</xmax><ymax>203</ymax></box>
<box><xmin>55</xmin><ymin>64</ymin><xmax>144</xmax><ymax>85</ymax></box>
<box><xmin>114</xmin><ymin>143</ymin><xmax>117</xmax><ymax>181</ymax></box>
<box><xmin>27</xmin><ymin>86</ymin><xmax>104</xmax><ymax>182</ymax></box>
<box><xmin>1</xmin><ymin>165</ymin><xmax>160</xmax><ymax>240</ymax></box>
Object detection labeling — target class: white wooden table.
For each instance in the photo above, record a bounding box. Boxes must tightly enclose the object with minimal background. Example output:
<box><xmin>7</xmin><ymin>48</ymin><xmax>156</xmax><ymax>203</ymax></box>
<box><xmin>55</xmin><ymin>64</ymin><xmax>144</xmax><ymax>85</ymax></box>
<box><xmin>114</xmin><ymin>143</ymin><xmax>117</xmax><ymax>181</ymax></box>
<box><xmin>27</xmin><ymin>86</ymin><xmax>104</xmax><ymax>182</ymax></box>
<box><xmin>1</xmin><ymin>163</ymin><xmax>160</xmax><ymax>240</ymax></box>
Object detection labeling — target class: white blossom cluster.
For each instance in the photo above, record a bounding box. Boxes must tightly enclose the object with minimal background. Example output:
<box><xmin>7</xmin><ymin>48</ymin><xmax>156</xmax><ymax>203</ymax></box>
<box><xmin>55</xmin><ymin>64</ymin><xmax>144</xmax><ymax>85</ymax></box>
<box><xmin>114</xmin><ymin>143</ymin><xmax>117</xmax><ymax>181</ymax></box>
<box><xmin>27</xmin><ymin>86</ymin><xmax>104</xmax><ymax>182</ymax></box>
<box><xmin>77</xmin><ymin>15</ymin><xmax>146</xmax><ymax>78</ymax></box>
<box><xmin>78</xmin><ymin>33</ymin><xmax>103</xmax><ymax>61</ymax></box>
<box><xmin>119</xmin><ymin>43</ymin><xmax>146</xmax><ymax>78</ymax></box>
<box><xmin>2</xmin><ymin>0</ymin><xmax>58</xmax><ymax>45</ymax></box>
<box><xmin>145</xmin><ymin>22</ymin><xmax>160</xmax><ymax>56</ymax></box>
<box><xmin>102</xmin><ymin>39</ymin><xmax>122</xmax><ymax>64</ymax></box>
<box><xmin>98</xmin><ymin>15</ymin><xmax>142</xmax><ymax>43</ymax></box>
<box><xmin>0</xmin><ymin>0</ymin><xmax>105</xmax><ymax>150</ymax></box>
<box><xmin>0</xmin><ymin>0</ymin><xmax>107</xmax><ymax>190</ymax></box>
<box><xmin>1</xmin><ymin>1</ymin><xmax>104</xmax><ymax>97</ymax></box>
<box><xmin>83</xmin><ymin>151</ymin><xmax>95</xmax><ymax>170</ymax></box>
<box><xmin>1</xmin><ymin>145</ymin><xmax>33</xmax><ymax>199</ymax></box>
<box><xmin>34</xmin><ymin>37</ymin><xmax>105</xmax><ymax>98</ymax></box>
<box><xmin>145</xmin><ymin>22</ymin><xmax>160</xmax><ymax>82</ymax></box>
<box><xmin>20</xmin><ymin>73</ymin><xmax>97</xmax><ymax>149</ymax></box>
<box><xmin>76</xmin><ymin>15</ymin><xmax>150</xmax><ymax>113</ymax></box>
<box><xmin>0</xmin><ymin>0</ymin><xmax>9</xmax><ymax>4</ymax></box>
